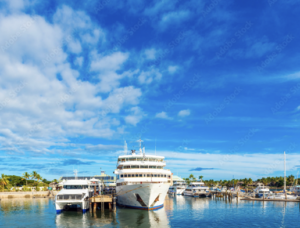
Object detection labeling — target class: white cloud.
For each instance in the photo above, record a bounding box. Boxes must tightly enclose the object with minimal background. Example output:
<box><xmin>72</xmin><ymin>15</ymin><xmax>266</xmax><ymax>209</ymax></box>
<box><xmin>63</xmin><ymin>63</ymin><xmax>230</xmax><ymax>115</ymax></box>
<box><xmin>125</xmin><ymin>107</ymin><xmax>145</xmax><ymax>126</ymax></box>
<box><xmin>168</xmin><ymin>65</ymin><xmax>178</xmax><ymax>74</ymax></box>
<box><xmin>159</xmin><ymin>10</ymin><xmax>191</xmax><ymax>29</ymax></box>
<box><xmin>155</xmin><ymin>111</ymin><xmax>171</xmax><ymax>119</ymax></box>
<box><xmin>138</xmin><ymin>68</ymin><xmax>162</xmax><ymax>84</ymax></box>
<box><xmin>296</xmin><ymin>105</ymin><xmax>300</xmax><ymax>111</ymax></box>
<box><xmin>144</xmin><ymin>48</ymin><xmax>156</xmax><ymax>60</ymax></box>
<box><xmin>75</xmin><ymin>56</ymin><xmax>84</xmax><ymax>67</ymax></box>
<box><xmin>178</xmin><ymin>109</ymin><xmax>190</xmax><ymax>117</ymax></box>
<box><xmin>0</xmin><ymin>5</ymin><xmax>143</xmax><ymax>154</ymax></box>
<box><xmin>159</xmin><ymin>151</ymin><xmax>300</xmax><ymax>180</ymax></box>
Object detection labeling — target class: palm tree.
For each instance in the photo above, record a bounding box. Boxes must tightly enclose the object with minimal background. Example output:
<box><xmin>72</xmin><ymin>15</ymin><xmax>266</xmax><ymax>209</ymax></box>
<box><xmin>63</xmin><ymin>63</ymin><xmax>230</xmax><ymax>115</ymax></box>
<box><xmin>36</xmin><ymin>174</ymin><xmax>42</xmax><ymax>183</ymax></box>
<box><xmin>199</xmin><ymin>175</ymin><xmax>204</xmax><ymax>181</ymax></box>
<box><xmin>189</xmin><ymin>174</ymin><xmax>194</xmax><ymax>180</ymax></box>
<box><xmin>22</xmin><ymin>172</ymin><xmax>30</xmax><ymax>186</ymax></box>
<box><xmin>53</xmin><ymin>179</ymin><xmax>58</xmax><ymax>183</ymax></box>
<box><xmin>0</xmin><ymin>174</ymin><xmax>9</xmax><ymax>191</ymax></box>
<box><xmin>31</xmin><ymin>171</ymin><xmax>38</xmax><ymax>180</ymax></box>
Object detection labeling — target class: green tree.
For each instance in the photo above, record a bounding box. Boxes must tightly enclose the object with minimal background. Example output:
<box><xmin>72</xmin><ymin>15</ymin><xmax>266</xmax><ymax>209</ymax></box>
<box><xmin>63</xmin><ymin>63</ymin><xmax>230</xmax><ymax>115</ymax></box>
<box><xmin>22</xmin><ymin>172</ymin><xmax>30</xmax><ymax>186</ymax></box>
<box><xmin>199</xmin><ymin>175</ymin><xmax>204</xmax><ymax>181</ymax></box>
<box><xmin>189</xmin><ymin>174</ymin><xmax>194</xmax><ymax>180</ymax></box>
<box><xmin>31</xmin><ymin>171</ymin><xmax>38</xmax><ymax>180</ymax></box>
<box><xmin>0</xmin><ymin>174</ymin><xmax>9</xmax><ymax>191</ymax></box>
<box><xmin>36</xmin><ymin>174</ymin><xmax>42</xmax><ymax>183</ymax></box>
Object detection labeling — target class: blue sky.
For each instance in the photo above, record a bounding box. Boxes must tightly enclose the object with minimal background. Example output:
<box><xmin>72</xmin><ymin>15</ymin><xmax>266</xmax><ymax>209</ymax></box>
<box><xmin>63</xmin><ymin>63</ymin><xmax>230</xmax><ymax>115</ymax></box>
<box><xmin>0</xmin><ymin>0</ymin><xmax>300</xmax><ymax>181</ymax></box>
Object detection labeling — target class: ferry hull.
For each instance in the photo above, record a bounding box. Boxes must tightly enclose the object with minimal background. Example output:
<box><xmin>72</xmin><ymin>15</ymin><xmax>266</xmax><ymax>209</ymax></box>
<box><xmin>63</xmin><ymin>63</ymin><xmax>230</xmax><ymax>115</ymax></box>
<box><xmin>116</xmin><ymin>183</ymin><xmax>169</xmax><ymax>210</ymax></box>
<box><xmin>55</xmin><ymin>200</ymin><xmax>90</xmax><ymax>214</ymax></box>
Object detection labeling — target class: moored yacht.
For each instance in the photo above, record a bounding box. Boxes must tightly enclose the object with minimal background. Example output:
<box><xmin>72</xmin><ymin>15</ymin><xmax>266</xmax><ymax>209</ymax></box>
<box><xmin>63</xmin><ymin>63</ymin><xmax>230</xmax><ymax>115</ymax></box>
<box><xmin>169</xmin><ymin>180</ymin><xmax>187</xmax><ymax>195</ymax></box>
<box><xmin>114</xmin><ymin>140</ymin><xmax>172</xmax><ymax>210</ymax></box>
<box><xmin>183</xmin><ymin>180</ymin><xmax>210</xmax><ymax>197</ymax></box>
<box><xmin>55</xmin><ymin>172</ymin><xmax>101</xmax><ymax>214</ymax></box>
<box><xmin>254</xmin><ymin>184</ymin><xmax>270</xmax><ymax>198</ymax></box>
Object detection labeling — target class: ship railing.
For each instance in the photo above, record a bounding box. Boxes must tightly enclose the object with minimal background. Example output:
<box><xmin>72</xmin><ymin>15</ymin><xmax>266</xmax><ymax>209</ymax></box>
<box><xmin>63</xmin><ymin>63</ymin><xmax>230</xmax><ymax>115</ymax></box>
<box><xmin>56</xmin><ymin>194</ymin><xmax>84</xmax><ymax>201</ymax></box>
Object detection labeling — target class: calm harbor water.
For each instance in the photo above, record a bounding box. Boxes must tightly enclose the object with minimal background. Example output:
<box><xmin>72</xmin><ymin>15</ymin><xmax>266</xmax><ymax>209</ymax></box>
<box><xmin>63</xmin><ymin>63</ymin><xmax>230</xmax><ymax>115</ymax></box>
<box><xmin>1</xmin><ymin>196</ymin><xmax>299</xmax><ymax>227</ymax></box>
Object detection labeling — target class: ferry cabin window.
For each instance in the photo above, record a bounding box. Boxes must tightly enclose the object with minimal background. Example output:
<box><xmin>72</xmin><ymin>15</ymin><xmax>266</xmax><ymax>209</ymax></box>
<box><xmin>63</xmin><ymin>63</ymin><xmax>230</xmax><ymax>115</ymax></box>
<box><xmin>135</xmin><ymin>174</ymin><xmax>139</xmax><ymax>177</ymax></box>
<box><xmin>147</xmin><ymin>174</ymin><xmax>151</xmax><ymax>177</ymax></box>
<box><xmin>140</xmin><ymin>165</ymin><xmax>148</xmax><ymax>169</ymax></box>
<box><xmin>128</xmin><ymin>174</ymin><xmax>131</xmax><ymax>177</ymax></box>
<box><xmin>124</xmin><ymin>174</ymin><xmax>128</xmax><ymax>177</ymax></box>
<box><xmin>129</xmin><ymin>158</ymin><xmax>136</xmax><ymax>161</ymax></box>
<box><xmin>164</xmin><ymin>175</ymin><xmax>166</xmax><ymax>177</ymax></box>
<box><xmin>139</xmin><ymin>174</ymin><xmax>142</xmax><ymax>177</ymax></box>
<box><xmin>121</xmin><ymin>175</ymin><xmax>124</xmax><ymax>178</ymax></box>
<box><xmin>137</xmin><ymin>158</ymin><xmax>143</xmax><ymax>161</ymax></box>
<box><xmin>149</xmin><ymin>166</ymin><xmax>156</xmax><ymax>169</ymax></box>
<box><xmin>149</xmin><ymin>158</ymin><xmax>156</xmax><ymax>162</ymax></box>
<box><xmin>63</xmin><ymin>185</ymin><xmax>88</xmax><ymax>189</ymax></box>
<box><xmin>124</xmin><ymin>166</ymin><xmax>130</xmax><ymax>169</ymax></box>
<box><xmin>131</xmin><ymin>165</ymin><xmax>139</xmax><ymax>169</ymax></box>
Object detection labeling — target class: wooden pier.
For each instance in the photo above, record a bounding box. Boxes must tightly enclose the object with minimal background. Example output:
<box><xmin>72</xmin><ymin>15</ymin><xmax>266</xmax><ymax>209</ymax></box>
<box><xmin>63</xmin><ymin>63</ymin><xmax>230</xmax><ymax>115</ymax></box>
<box><xmin>89</xmin><ymin>194</ymin><xmax>116</xmax><ymax>212</ymax></box>
<box><xmin>240</xmin><ymin>197</ymin><xmax>300</xmax><ymax>202</ymax></box>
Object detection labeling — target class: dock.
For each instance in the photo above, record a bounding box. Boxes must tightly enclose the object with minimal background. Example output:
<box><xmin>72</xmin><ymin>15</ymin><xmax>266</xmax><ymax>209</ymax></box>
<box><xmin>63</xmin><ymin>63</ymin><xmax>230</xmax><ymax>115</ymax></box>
<box><xmin>89</xmin><ymin>194</ymin><xmax>116</xmax><ymax>212</ymax></box>
<box><xmin>240</xmin><ymin>197</ymin><xmax>300</xmax><ymax>202</ymax></box>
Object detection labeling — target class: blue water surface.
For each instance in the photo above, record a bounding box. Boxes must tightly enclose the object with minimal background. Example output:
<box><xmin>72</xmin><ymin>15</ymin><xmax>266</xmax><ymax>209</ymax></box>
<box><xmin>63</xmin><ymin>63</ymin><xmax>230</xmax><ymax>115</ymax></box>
<box><xmin>1</xmin><ymin>196</ymin><xmax>299</xmax><ymax>227</ymax></box>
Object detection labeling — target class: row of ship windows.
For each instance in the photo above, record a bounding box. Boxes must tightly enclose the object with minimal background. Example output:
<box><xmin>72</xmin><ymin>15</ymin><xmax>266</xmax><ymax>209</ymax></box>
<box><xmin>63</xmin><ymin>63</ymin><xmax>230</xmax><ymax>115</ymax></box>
<box><xmin>121</xmin><ymin>165</ymin><xmax>163</xmax><ymax>169</ymax></box>
<box><xmin>117</xmin><ymin>181</ymin><xmax>171</xmax><ymax>186</ymax></box>
<box><xmin>117</xmin><ymin>174</ymin><xmax>171</xmax><ymax>179</ymax></box>
<box><xmin>118</xmin><ymin>158</ymin><xmax>164</xmax><ymax>162</ymax></box>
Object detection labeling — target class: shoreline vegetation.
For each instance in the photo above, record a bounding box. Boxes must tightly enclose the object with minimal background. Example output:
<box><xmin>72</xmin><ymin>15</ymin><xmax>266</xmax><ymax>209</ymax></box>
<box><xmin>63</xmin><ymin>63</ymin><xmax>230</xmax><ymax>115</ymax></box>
<box><xmin>182</xmin><ymin>174</ymin><xmax>299</xmax><ymax>189</ymax></box>
<box><xmin>0</xmin><ymin>172</ymin><xmax>57</xmax><ymax>192</ymax></box>
<box><xmin>1</xmin><ymin>172</ymin><xmax>299</xmax><ymax>192</ymax></box>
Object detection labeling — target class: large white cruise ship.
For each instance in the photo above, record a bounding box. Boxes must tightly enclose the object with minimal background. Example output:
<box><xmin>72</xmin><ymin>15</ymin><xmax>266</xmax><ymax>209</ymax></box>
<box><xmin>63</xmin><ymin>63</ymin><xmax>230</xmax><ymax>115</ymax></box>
<box><xmin>114</xmin><ymin>140</ymin><xmax>172</xmax><ymax>210</ymax></box>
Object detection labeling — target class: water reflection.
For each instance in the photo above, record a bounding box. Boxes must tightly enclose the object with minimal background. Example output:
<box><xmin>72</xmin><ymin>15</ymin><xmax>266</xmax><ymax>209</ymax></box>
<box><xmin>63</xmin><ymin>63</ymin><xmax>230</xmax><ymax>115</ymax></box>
<box><xmin>117</xmin><ymin>206</ymin><xmax>170</xmax><ymax>228</ymax></box>
<box><xmin>1</xmin><ymin>197</ymin><xmax>300</xmax><ymax>227</ymax></box>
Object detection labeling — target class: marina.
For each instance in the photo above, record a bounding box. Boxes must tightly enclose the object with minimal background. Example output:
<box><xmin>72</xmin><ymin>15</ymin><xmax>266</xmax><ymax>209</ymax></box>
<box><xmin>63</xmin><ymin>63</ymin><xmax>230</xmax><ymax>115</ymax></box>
<box><xmin>1</xmin><ymin>195</ymin><xmax>300</xmax><ymax>227</ymax></box>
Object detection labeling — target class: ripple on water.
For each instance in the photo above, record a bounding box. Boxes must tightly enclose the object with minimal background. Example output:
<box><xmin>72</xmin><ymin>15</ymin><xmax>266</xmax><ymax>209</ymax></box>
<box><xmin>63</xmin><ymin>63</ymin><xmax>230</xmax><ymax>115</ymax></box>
<box><xmin>0</xmin><ymin>196</ymin><xmax>299</xmax><ymax>227</ymax></box>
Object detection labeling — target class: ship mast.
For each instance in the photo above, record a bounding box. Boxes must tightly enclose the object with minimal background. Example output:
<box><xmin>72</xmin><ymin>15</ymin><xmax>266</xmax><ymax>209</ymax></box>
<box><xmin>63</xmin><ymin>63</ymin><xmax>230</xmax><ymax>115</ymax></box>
<box><xmin>284</xmin><ymin>151</ymin><xmax>286</xmax><ymax>192</ymax></box>
<box><xmin>74</xmin><ymin>169</ymin><xmax>78</xmax><ymax>180</ymax></box>
<box><xmin>139</xmin><ymin>138</ymin><xmax>142</xmax><ymax>155</ymax></box>
<box><xmin>124</xmin><ymin>140</ymin><xmax>127</xmax><ymax>155</ymax></box>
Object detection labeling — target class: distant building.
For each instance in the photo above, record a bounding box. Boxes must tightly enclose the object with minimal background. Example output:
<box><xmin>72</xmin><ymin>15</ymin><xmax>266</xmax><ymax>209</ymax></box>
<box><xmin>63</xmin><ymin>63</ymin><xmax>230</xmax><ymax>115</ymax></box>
<box><xmin>58</xmin><ymin>171</ymin><xmax>116</xmax><ymax>187</ymax></box>
<box><xmin>172</xmin><ymin>175</ymin><xmax>185</xmax><ymax>182</ymax></box>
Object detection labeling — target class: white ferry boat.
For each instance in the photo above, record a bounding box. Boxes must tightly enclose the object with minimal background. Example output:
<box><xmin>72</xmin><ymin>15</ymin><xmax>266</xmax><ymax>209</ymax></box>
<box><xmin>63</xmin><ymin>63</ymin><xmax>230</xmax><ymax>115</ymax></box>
<box><xmin>254</xmin><ymin>184</ymin><xmax>270</xmax><ymax>198</ymax></box>
<box><xmin>55</xmin><ymin>174</ymin><xmax>101</xmax><ymax>214</ymax></box>
<box><xmin>114</xmin><ymin>140</ymin><xmax>172</xmax><ymax>210</ymax></box>
<box><xmin>169</xmin><ymin>180</ymin><xmax>187</xmax><ymax>195</ymax></box>
<box><xmin>183</xmin><ymin>181</ymin><xmax>210</xmax><ymax>197</ymax></box>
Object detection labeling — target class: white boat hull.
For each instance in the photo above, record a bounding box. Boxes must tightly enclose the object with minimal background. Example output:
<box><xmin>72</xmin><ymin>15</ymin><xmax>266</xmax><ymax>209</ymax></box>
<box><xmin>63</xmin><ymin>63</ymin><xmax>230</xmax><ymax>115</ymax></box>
<box><xmin>55</xmin><ymin>200</ymin><xmax>90</xmax><ymax>213</ymax></box>
<box><xmin>183</xmin><ymin>191</ymin><xmax>193</xmax><ymax>196</ymax></box>
<box><xmin>116</xmin><ymin>183</ymin><xmax>169</xmax><ymax>210</ymax></box>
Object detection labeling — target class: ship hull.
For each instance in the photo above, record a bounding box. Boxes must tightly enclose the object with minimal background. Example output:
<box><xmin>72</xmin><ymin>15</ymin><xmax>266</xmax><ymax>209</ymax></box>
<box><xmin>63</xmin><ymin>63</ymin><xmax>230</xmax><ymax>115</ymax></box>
<box><xmin>116</xmin><ymin>183</ymin><xmax>169</xmax><ymax>210</ymax></box>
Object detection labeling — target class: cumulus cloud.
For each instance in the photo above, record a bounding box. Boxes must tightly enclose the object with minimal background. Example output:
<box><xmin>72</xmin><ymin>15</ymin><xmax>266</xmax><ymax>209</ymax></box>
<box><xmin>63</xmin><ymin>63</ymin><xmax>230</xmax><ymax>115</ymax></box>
<box><xmin>144</xmin><ymin>48</ymin><xmax>156</xmax><ymax>60</ymax></box>
<box><xmin>155</xmin><ymin>111</ymin><xmax>171</xmax><ymax>119</ymax></box>
<box><xmin>138</xmin><ymin>68</ymin><xmax>162</xmax><ymax>84</ymax></box>
<box><xmin>0</xmin><ymin>4</ymin><xmax>143</xmax><ymax>155</ymax></box>
<box><xmin>178</xmin><ymin>109</ymin><xmax>190</xmax><ymax>117</ymax></box>
<box><xmin>125</xmin><ymin>107</ymin><xmax>145</xmax><ymax>126</ymax></box>
<box><xmin>168</xmin><ymin>65</ymin><xmax>178</xmax><ymax>74</ymax></box>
